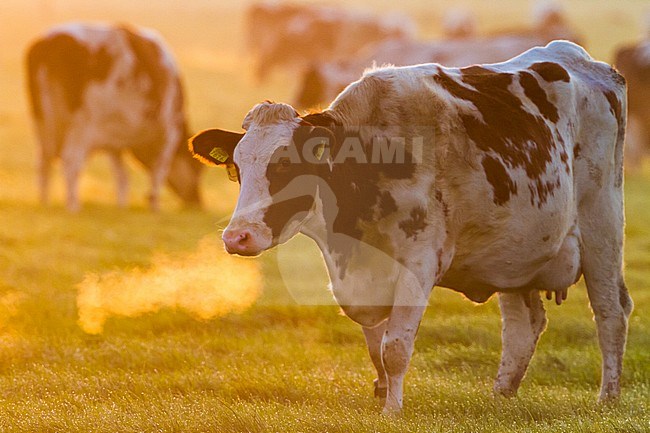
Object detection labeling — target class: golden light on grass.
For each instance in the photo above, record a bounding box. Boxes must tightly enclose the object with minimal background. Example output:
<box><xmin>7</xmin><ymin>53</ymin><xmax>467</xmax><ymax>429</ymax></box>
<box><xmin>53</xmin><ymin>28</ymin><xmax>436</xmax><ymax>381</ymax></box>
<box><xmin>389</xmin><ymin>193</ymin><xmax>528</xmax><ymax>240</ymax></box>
<box><xmin>0</xmin><ymin>291</ymin><xmax>25</xmax><ymax>328</ymax></box>
<box><xmin>76</xmin><ymin>237</ymin><xmax>262</xmax><ymax>334</ymax></box>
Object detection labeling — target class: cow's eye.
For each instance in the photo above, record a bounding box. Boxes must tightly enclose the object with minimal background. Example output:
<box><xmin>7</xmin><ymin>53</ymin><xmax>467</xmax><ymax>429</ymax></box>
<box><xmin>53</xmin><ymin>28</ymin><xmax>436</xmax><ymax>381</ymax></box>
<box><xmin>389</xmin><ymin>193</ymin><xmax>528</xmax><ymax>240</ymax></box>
<box><xmin>276</xmin><ymin>157</ymin><xmax>292</xmax><ymax>173</ymax></box>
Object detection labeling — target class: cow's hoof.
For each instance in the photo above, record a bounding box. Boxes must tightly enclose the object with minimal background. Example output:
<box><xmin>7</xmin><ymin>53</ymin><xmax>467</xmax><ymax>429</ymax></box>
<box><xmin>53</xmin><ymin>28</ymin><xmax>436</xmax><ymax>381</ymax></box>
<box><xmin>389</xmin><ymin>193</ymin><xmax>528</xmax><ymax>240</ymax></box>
<box><xmin>66</xmin><ymin>203</ymin><xmax>81</xmax><ymax>213</ymax></box>
<box><xmin>381</xmin><ymin>407</ymin><xmax>402</xmax><ymax>416</ymax></box>
<box><xmin>493</xmin><ymin>384</ymin><xmax>517</xmax><ymax>398</ymax></box>
<box><xmin>373</xmin><ymin>379</ymin><xmax>387</xmax><ymax>398</ymax></box>
<box><xmin>598</xmin><ymin>385</ymin><xmax>621</xmax><ymax>404</ymax></box>
<box><xmin>381</xmin><ymin>401</ymin><xmax>402</xmax><ymax>416</ymax></box>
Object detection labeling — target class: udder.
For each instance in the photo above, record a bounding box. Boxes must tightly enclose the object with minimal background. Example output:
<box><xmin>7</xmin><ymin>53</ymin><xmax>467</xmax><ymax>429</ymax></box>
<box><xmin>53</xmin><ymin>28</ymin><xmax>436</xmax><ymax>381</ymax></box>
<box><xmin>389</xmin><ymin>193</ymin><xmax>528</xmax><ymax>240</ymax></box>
<box><xmin>528</xmin><ymin>225</ymin><xmax>582</xmax><ymax>294</ymax></box>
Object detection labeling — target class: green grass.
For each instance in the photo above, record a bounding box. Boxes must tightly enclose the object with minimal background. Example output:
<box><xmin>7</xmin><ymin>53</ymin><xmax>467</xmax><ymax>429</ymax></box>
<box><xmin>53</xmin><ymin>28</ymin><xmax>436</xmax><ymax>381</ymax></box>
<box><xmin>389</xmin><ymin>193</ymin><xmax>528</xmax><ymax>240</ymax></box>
<box><xmin>1</xmin><ymin>0</ymin><xmax>649</xmax><ymax>431</ymax></box>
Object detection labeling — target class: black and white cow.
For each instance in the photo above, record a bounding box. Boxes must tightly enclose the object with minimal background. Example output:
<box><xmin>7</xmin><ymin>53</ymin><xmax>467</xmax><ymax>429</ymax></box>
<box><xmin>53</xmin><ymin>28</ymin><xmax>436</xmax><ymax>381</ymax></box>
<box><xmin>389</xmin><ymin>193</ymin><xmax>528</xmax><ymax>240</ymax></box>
<box><xmin>190</xmin><ymin>41</ymin><xmax>631</xmax><ymax>413</ymax></box>
<box><xmin>295</xmin><ymin>2</ymin><xmax>583</xmax><ymax>109</ymax></box>
<box><xmin>245</xmin><ymin>1</ymin><xmax>416</xmax><ymax>81</ymax></box>
<box><xmin>26</xmin><ymin>23</ymin><xmax>202</xmax><ymax>211</ymax></box>
<box><xmin>614</xmin><ymin>39</ymin><xmax>650</xmax><ymax>166</ymax></box>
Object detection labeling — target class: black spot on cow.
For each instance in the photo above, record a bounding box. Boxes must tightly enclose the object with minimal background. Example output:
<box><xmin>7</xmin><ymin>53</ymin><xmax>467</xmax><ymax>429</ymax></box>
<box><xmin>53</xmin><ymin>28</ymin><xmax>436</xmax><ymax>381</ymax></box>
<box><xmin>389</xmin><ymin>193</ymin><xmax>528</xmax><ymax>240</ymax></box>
<box><xmin>432</xmin><ymin>66</ymin><xmax>561</xmax><ymax>207</ymax></box>
<box><xmin>26</xmin><ymin>32</ymin><xmax>115</xmax><ymax>118</ymax></box>
<box><xmin>528</xmin><ymin>176</ymin><xmax>561</xmax><ymax>208</ymax></box>
<box><xmin>574</xmin><ymin>143</ymin><xmax>582</xmax><ymax>160</ymax></box>
<box><xmin>262</xmin><ymin>111</ymin><xmax>416</xmax><ymax>277</ymax></box>
<box><xmin>481</xmin><ymin>155</ymin><xmax>517</xmax><ymax>206</ymax></box>
<box><xmin>119</xmin><ymin>26</ymin><xmax>170</xmax><ymax>118</ymax></box>
<box><xmin>434</xmin><ymin>188</ymin><xmax>449</xmax><ymax>217</ymax></box>
<box><xmin>398</xmin><ymin>207</ymin><xmax>427</xmax><ymax>240</ymax></box>
<box><xmin>262</xmin><ymin>123</ymin><xmax>326</xmax><ymax>238</ymax></box>
<box><xmin>542</xmin><ymin>235</ymin><xmax>550</xmax><ymax>242</ymax></box>
<box><xmin>519</xmin><ymin>71</ymin><xmax>560</xmax><ymax>123</ymax></box>
<box><xmin>619</xmin><ymin>279</ymin><xmax>633</xmax><ymax>316</ymax></box>
<box><xmin>378</xmin><ymin>191</ymin><xmax>397</xmax><ymax>218</ymax></box>
<box><xmin>529</xmin><ymin>62</ymin><xmax>571</xmax><ymax>83</ymax></box>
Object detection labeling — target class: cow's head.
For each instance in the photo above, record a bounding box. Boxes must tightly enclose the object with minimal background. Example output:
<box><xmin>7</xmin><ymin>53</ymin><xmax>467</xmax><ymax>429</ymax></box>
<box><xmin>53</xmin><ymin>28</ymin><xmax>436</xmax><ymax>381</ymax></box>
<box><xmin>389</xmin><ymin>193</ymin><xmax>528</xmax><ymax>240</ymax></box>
<box><xmin>189</xmin><ymin>102</ymin><xmax>334</xmax><ymax>256</ymax></box>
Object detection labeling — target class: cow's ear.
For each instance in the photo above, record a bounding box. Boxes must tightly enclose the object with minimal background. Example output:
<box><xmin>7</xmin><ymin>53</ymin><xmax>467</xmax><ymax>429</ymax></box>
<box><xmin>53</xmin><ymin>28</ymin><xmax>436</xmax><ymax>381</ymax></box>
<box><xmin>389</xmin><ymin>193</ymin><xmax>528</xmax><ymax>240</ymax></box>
<box><xmin>188</xmin><ymin>129</ymin><xmax>244</xmax><ymax>167</ymax></box>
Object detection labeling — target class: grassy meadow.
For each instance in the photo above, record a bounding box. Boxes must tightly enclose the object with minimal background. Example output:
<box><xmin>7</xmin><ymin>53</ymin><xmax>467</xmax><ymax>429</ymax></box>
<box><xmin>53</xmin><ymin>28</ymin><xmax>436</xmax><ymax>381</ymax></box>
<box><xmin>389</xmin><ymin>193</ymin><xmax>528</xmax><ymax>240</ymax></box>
<box><xmin>1</xmin><ymin>0</ymin><xmax>649</xmax><ymax>431</ymax></box>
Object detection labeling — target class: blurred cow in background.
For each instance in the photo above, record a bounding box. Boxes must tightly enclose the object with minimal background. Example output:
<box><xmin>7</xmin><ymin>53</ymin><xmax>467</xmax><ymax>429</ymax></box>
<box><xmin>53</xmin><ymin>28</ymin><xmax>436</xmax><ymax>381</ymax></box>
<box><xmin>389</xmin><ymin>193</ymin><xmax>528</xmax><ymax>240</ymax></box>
<box><xmin>245</xmin><ymin>1</ymin><xmax>416</xmax><ymax>81</ymax></box>
<box><xmin>295</xmin><ymin>1</ymin><xmax>583</xmax><ymax>109</ymax></box>
<box><xmin>26</xmin><ymin>23</ymin><xmax>202</xmax><ymax>212</ymax></box>
<box><xmin>613</xmin><ymin>17</ymin><xmax>650</xmax><ymax>166</ymax></box>
<box><xmin>441</xmin><ymin>7</ymin><xmax>478</xmax><ymax>40</ymax></box>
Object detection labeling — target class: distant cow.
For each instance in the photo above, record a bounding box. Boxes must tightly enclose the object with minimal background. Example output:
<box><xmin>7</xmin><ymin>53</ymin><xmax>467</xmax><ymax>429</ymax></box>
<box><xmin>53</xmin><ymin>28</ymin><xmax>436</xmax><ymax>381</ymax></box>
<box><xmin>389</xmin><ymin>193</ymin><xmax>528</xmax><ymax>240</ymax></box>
<box><xmin>245</xmin><ymin>1</ymin><xmax>416</xmax><ymax>81</ymax></box>
<box><xmin>189</xmin><ymin>41</ymin><xmax>631</xmax><ymax>413</ymax></box>
<box><xmin>26</xmin><ymin>23</ymin><xmax>202</xmax><ymax>211</ymax></box>
<box><xmin>440</xmin><ymin>7</ymin><xmax>478</xmax><ymax>40</ymax></box>
<box><xmin>295</xmin><ymin>2</ymin><xmax>582</xmax><ymax>108</ymax></box>
<box><xmin>614</xmin><ymin>40</ymin><xmax>650</xmax><ymax>165</ymax></box>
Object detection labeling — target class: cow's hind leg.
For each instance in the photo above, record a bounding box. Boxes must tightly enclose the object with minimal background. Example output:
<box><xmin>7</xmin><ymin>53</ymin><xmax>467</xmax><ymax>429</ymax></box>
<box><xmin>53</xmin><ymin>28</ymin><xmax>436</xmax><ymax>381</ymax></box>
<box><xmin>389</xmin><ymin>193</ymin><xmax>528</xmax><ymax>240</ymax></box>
<box><xmin>494</xmin><ymin>291</ymin><xmax>547</xmax><ymax>397</ymax></box>
<box><xmin>37</xmin><ymin>151</ymin><xmax>53</xmax><ymax>206</ymax></box>
<box><xmin>578</xmin><ymin>195</ymin><xmax>632</xmax><ymax>401</ymax></box>
<box><xmin>362</xmin><ymin>321</ymin><xmax>388</xmax><ymax>399</ymax></box>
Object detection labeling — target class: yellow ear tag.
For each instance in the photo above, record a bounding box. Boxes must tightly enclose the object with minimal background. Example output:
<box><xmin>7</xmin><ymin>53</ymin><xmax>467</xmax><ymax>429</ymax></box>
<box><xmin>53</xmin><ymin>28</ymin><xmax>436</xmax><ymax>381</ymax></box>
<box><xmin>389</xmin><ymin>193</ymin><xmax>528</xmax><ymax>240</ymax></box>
<box><xmin>226</xmin><ymin>163</ymin><xmax>239</xmax><ymax>182</ymax></box>
<box><xmin>209</xmin><ymin>147</ymin><xmax>229</xmax><ymax>163</ymax></box>
<box><xmin>315</xmin><ymin>140</ymin><xmax>326</xmax><ymax>161</ymax></box>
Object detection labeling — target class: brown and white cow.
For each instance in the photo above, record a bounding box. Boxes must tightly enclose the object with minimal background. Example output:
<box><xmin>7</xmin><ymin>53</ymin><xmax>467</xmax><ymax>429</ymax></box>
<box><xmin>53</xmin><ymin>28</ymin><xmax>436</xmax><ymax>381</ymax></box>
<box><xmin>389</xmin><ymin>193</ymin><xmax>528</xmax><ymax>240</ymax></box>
<box><xmin>26</xmin><ymin>23</ymin><xmax>202</xmax><ymax>212</ymax></box>
<box><xmin>246</xmin><ymin>1</ymin><xmax>416</xmax><ymax>81</ymax></box>
<box><xmin>190</xmin><ymin>41</ymin><xmax>631</xmax><ymax>413</ymax></box>
<box><xmin>295</xmin><ymin>3</ymin><xmax>583</xmax><ymax>109</ymax></box>
<box><xmin>614</xmin><ymin>39</ymin><xmax>650</xmax><ymax>166</ymax></box>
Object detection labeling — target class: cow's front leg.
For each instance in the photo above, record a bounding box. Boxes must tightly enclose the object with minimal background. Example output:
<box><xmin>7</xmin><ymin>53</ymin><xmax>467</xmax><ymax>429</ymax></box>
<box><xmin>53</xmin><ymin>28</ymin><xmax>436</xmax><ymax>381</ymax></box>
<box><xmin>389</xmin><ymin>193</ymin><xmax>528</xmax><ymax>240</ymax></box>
<box><xmin>149</xmin><ymin>130</ymin><xmax>180</xmax><ymax>212</ymax></box>
<box><xmin>61</xmin><ymin>139</ymin><xmax>89</xmax><ymax>213</ymax></box>
<box><xmin>494</xmin><ymin>291</ymin><xmax>547</xmax><ymax>396</ymax></box>
<box><xmin>109</xmin><ymin>152</ymin><xmax>128</xmax><ymax>208</ymax></box>
<box><xmin>382</xmin><ymin>305</ymin><xmax>427</xmax><ymax>414</ymax></box>
<box><xmin>362</xmin><ymin>321</ymin><xmax>387</xmax><ymax>399</ymax></box>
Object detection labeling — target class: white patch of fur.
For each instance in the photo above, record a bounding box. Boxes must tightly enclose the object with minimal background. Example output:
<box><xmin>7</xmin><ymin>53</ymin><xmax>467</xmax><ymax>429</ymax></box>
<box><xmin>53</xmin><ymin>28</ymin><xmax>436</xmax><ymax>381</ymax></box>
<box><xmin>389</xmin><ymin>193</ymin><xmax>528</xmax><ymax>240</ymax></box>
<box><xmin>242</xmin><ymin>101</ymin><xmax>299</xmax><ymax>129</ymax></box>
<box><xmin>225</xmin><ymin>103</ymin><xmax>303</xmax><ymax>247</ymax></box>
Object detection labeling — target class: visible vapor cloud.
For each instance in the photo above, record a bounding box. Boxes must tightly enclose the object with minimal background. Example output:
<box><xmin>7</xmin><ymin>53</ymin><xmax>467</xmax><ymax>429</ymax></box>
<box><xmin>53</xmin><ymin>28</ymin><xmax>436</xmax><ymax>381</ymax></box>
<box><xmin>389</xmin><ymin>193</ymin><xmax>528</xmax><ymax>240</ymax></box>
<box><xmin>76</xmin><ymin>237</ymin><xmax>262</xmax><ymax>334</ymax></box>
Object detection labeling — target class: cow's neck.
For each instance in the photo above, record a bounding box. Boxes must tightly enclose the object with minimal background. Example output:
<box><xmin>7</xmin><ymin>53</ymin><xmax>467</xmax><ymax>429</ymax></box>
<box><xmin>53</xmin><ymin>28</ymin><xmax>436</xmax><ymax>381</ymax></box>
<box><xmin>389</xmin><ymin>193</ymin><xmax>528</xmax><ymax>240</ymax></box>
<box><xmin>300</xmin><ymin>188</ymin><xmax>340</xmax><ymax>276</ymax></box>
<box><xmin>300</xmin><ymin>183</ymin><xmax>390</xmax><ymax>283</ymax></box>
<box><xmin>298</xmin><ymin>108</ymin><xmax>420</xmax><ymax>281</ymax></box>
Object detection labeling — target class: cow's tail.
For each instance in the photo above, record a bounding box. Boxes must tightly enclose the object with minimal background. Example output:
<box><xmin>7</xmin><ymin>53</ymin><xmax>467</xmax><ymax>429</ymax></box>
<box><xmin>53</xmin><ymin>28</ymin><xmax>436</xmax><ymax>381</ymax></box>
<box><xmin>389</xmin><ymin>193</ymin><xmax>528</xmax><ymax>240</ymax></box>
<box><xmin>612</xmin><ymin>72</ymin><xmax>627</xmax><ymax>190</ymax></box>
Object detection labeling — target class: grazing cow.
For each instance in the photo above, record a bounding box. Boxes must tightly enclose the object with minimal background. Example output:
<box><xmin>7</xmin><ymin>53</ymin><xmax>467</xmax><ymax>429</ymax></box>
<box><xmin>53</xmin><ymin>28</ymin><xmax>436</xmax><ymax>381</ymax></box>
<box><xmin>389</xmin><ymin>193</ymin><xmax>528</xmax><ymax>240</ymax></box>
<box><xmin>614</xmin><ymin>40</ymin><xmax>650</xmax><ymax>165</ymax></box>
<box><xmin>295</xmin><ymin>3</ymin><xmax>582</xmax><ymax>108</ymax></box>
<box><xmin>26</xmin><ymin>23</ymin><xmax>202</xmax><ymax>211</ymax></box>
<box><xmin>190</xmin><ymin>41</ymin><xmax>631</xmax><ymax>413</ymax></box>
<box><xmin>245</xmin><ymin>1</ymin><xmax>415</xmax><ymax>81</ymax></box>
